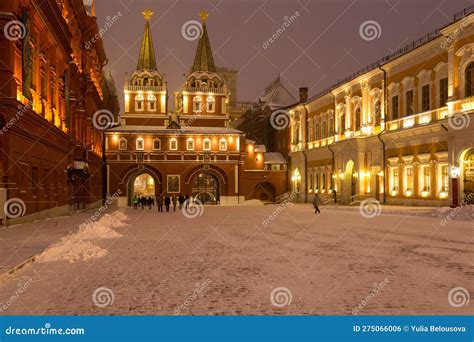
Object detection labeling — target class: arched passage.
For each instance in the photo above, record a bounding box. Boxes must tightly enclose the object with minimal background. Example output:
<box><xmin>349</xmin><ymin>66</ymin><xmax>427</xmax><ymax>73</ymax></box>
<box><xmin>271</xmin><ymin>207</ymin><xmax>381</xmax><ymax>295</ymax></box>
<box><xmin>120</xmin><ymin>166</ymin><xmax>162</xmax><ymax>206</ymax></box>
<box><xmin>191</xmin><ymin>172</ymin><xmax>220</xmax><ymax>204</ymax></box>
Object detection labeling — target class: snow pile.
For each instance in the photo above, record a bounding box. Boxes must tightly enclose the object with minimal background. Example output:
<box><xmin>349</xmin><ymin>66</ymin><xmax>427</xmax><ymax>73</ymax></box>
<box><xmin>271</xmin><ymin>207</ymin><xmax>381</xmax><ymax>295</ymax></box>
<box><xmin>37</xmin><ymin>210</ymin><xmax>128</xmax><ymax>263</ymax></box>
<box><xmin>431</xmin><ymin>205</ymin><xmax>474</xmax><ymax>221</ymax></box>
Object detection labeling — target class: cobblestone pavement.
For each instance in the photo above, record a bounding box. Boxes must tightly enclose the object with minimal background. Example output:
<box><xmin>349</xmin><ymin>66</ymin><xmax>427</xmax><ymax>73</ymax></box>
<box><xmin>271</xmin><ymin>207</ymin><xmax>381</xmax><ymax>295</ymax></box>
<box><xmin>0</xmin><ymin>204</ymin><xmax>472</xmax><ymax>315</ymax></box>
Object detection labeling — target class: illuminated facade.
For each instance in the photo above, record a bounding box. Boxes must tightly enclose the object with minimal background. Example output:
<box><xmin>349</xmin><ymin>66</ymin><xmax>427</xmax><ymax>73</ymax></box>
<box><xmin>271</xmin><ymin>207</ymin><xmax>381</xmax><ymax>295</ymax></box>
<box><xmin>105</xmin><ymin>11</ymin><xmax>286</xmax><ymax>206</ymax></box>
<box><xmin>0</xmin><ymin>0</ymin><xmax>119</xmax><ymax>223</ymax></box>
<box><xmin>289</xmin><ymin>8</ymin><xmax>474</xmax><ymax>206</ymax></box>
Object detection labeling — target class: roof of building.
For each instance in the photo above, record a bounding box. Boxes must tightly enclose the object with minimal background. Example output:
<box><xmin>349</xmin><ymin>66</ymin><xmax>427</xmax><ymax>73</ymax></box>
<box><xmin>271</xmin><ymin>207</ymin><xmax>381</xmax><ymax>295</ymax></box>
<box><xmin>137</xmin><ymin>10</ymin><xmax>158</xmax><ymax>71</ymax></box>
<box><xmin>254</xmin><ymin>145</ymin><xmax>266</xmax><ymax>153</ymax></box>
<box><xmin>191</xmin><ymin>15</ymin><xmax>216</xmax><ymax>73</ymax></box>
<box><xmin>264</xmin><ymin>152</ymin><xmax>287</xmax><ymax>164</ymax></box>
<box><xmin>257</xmin><ymin>75</ymin><xmax>297</xmax><ymax>109</ymax></box>
<box><xmin>106</xmin><ymin>125</ymin><xmax>242</xmax><ymax>135</ymax></box>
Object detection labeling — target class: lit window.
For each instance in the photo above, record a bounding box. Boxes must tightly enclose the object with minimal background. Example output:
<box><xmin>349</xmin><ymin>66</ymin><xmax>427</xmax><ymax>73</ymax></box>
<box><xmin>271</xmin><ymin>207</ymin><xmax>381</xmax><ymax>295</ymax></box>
<box><xmin>206</xmin><ymin>96</ymin><xmax>215</xmax><ymax>113</ymax></box>
<box><xmin>153</xmin><ymin>139</ymin><xmax>161</xmax><ymax>150</ymax></box>
<box><xmin>441</xmin><ymin>164</ymin><xmax>449</xmax><ymax>192</ymax></box>
<box><xmin>193</xmin><ymin>96</ymin><xmax>202</xmax><ymax>113</ymax></box>
<box><xmin>136</xmin><ymin>138</ymin><xmax>144</xmax><ymax>150</ymax></box>
<box><xmin>147</xmin><ymin>95</ymin><xmax>156</xmax><ymax>111</ymax></box>
<box><xmin>187</xmin><ymin>138</ymin><xmax>195</xmax><ymax>151</ymax></box>
<box><xmin>422</xmin><ymin>165</ymin><xmax>431</xmax><ymax>192</ymax></box>
<box><xmin>135</xmin><ymin>94</ymin><xmax>144</xmax><ymax>111</ymax></box>
<box><xmin>119</xmin><ymin>138</ymin><xmax>127</xmax><ymax>150</ymax></box>
<box><xmin>219</xmin><ymin>138</ymin><xmax>227</xmax><ymax>151</ymax></box>
<box><xmin>170</xmin><ymin>138</ymin><xmax>178</xmax><ymax>150</ymax></box>
<box><xmin>390</xmin><ymin>167</ymin><xmax>399</xmax><ymax>194</ymax></box>
<box><xmin>203</xmin><ymin>138</ymin><xmax>211</xmax><ymax>151</ymax></box>
<box><xmin>405</xmin><ymin>166</ymin><xmax>414</xmax><ymax>195</ymax></box>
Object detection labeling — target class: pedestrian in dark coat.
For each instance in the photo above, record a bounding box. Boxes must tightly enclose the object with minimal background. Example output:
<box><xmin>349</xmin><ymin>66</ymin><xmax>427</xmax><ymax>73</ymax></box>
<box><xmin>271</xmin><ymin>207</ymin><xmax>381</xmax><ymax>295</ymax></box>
<box><xmin>157</xmin><ymin>194</ymin><xmax>164</xmax><ymax>212</ymax></box>
<box><xmin>313</xmin><ymin>194</ymin><xmax>323</xmax><ymax>214</ymax></box>
<box><xmin>140</xmin><ymin>196</ymin><xmax>146</xmax><ymax>209</ymax></box>
<box><xmin>332</xmin><ymin>190</ymin><xmax>337</xmax><ymax>204</ymax></box>
<box><xmin>147</xmin><ymin>196</ymin><xmax>153</xmax><ymax>209</ymax></box>
<box><xmin>184</xmin><ymin>194</ymin><xmax>190</xmax><ymax>209</ymax></box>
<box><xmin>172</xmin><ymin>195</ymin><xmax>178</xmax><ymax>212</ymax></box>
<box><xmin>164</xmin><ymin>194</ymin><xmax>171</xmax><ymax>212</ymax></box>
<box><xmin>178</xmin><ymin>194</ymin><xmax>185</xmax><ymax>209</ymax></box>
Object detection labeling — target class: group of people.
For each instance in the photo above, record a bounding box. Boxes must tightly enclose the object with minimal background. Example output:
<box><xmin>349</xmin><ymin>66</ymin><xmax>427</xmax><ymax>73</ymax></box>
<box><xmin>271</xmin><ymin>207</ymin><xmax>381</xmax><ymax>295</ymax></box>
<box><xmin>132</xmin><ymin>194</ymin><xmax>191</xmax><ymax>212</ymax></box>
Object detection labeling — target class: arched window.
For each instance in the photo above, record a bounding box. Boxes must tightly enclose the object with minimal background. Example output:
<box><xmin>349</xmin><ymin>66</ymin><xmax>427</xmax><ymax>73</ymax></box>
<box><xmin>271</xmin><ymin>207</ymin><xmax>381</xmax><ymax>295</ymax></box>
<box><xmin>203</xmin><ymin>138</ymin><xmax>211</xmax><ymax>151</ymax></box>
<box><xmin>187</xmin><ymin>138</ymin><xmax>195</xmax><ymax>151</ymax></box>
<box><xmin>147</xmin><ymin>95</ymin><xmax>156</xmax><ymax>111</ymax></box>
<box><xmin>136</xmin><ymin>137</ymin><xmax>144</xmax><ymax>150</ymax></box>
<box><xmin>193</xmin><ymin>96</ymin><xmax>202</xmax><ymax>113</ymax></box>
<box><xmin>153</xmin><ymin>138</ymin><xmax>161</xmax><ymax>150</ymax></box>
<box><xmin>374</xmin><ymin>101</ymin><xmax>382</xmax><ymax>126</ymax></box>
<box><xmin>340</xmin><ymin>113</ymin><xmax>346</xmax><ymax>133</ymax></box>
<box><xmin>135</xmin><ymin>94</ymin><xmax>144</xmax><ymax>111</ymax></box>
<box><xmin>466</xmin><ymin>62</ymin><xmax>474</xmax><ymax>97</ymax></box>
<box><xmin>219</xmin><ymin>138</ymin><xmax>227</xmax><ymax>151</ymax></box>
<box><xmin>206</xmin><ymin>96</ymin><xmax>215</xmax><ymax>113</ymax></box>
<box><xmin>169</xmin><ymin>138</ymin><xmax>178</xmax><ymax>151</ymax></box>
<box><xmin>119</xmin><ymin>138</ymin><xmax>127</xmax><ymax>150</ymax></box>
<box><xmin>355</xmin><ymin>107</ymin><xmax>361</xmax><ymax>131</ymax></box>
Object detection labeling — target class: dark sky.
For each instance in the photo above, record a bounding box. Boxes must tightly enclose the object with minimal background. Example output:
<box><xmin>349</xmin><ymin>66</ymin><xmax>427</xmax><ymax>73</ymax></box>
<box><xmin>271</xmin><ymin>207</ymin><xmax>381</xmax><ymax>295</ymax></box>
<box><xmin>94</xmin><ymin>0</ymin><xmax>473</xmax><ymax>110</ymax></box>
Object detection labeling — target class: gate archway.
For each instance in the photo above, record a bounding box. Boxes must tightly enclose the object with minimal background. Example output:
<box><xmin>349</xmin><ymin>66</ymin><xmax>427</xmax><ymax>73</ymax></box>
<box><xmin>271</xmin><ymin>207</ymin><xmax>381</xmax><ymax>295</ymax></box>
<box><xmin>192</xmin><ymin>173</ymin><xmax>220</xmax><ymax>204</ymax></box>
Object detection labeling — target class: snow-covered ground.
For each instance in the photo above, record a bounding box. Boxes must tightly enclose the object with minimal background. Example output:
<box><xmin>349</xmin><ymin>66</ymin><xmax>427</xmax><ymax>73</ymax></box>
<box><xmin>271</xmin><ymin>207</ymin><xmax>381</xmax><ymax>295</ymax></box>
<box><xmin>0</xmin><ymin>204</ymin><xmax>472</xmax><ymax>315</ymax></box>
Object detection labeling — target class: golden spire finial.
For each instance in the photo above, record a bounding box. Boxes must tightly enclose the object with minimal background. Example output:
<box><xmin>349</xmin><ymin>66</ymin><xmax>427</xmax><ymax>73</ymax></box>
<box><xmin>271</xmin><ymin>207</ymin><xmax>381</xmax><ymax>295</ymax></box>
<box><xmin>199</xmin><ymin>10</ymin><xmax>209</xmax><ymax>23</ymax></box>
<box><xmin>142</xmin><ymin>9</ymin><xmax>154</xmax><ymax>21</ymax></box>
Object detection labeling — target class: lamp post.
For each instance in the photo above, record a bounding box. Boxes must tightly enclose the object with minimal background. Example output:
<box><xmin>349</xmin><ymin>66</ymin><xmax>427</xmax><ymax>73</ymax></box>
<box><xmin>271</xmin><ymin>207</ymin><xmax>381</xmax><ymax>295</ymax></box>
<box><xmin>450</xmin><ymin>166</ymin><xmax>460</xmax><ymax>208</ymax></box>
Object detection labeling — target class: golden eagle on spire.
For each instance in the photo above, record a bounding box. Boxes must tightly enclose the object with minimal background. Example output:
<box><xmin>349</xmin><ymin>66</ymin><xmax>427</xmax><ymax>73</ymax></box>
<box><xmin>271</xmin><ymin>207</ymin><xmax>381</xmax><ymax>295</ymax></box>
<box><xmin>142</xmin><ymin>9</ymin><xmax>154</xmax><ymax>21</ymax></box>
<box><xmin>199</xmin><ymin>10</ymin><xmax>209</xmax><ymax>22</ymax></box>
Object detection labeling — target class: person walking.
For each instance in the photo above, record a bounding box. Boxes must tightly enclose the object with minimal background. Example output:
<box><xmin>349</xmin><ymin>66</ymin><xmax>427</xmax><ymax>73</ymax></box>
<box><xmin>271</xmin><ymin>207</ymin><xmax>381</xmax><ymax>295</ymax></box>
<box><xmin>172</xmin><ymin>195</ymin><xmax>178</xmax><ymax>212</ymax></box>
<box><xmin>157</xmin><ymin>194</ymin><xmax>164</xmax><ymax>212</ymax></box>
<box><xmin>313</xmin><ymin>193</ymin><xmax>323</xmax><ymax>214</ymax></box>
<box><xmin>140</xmin><ymin>196</ymin><xmax>146</xmax><ymax>210</ymax></box>
<box><xmin>184</xmin><ymin>194</ymin><xmax>190</xmax><ymax>210</ymax></box>
<box><xmin>332</xmin><ymin>190</ymin><xmax>337</xmax><ymax>204</ymax></box>
<box><xmin>178</xmin><ymin>194</ymin><xmax>185</xmax><ymax>209</ymax></box>
<box><xmin>147</xmin><ymin>196</ymin><xmax>153</xmax><ymax>209</ymax></box>
<box><xmin>133</xmin><ymin>195</ymin><xmax>138</xmax><ymax>210</ymax></box>
<box><xmin>164</xmin><ymin>194</ymin><xmax>171</xmax><ymax>212</ymax></box>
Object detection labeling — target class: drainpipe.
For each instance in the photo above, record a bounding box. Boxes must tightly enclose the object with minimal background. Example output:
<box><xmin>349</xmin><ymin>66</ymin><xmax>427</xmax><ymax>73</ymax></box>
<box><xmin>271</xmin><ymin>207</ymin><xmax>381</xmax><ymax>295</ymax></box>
<box><xmin>378</xmin><ymin>65</ymin><xmax>387</xmax><ymax>205</ymax></box>
<box><xmin>329</xmin><ymin>92</ymin><xmax>336</xmax><ymax>190</ymax></box>
<box><xmin>302</xmin><ymin>104</ymin><xmax>309</xmax><ymax>203</ymax></box>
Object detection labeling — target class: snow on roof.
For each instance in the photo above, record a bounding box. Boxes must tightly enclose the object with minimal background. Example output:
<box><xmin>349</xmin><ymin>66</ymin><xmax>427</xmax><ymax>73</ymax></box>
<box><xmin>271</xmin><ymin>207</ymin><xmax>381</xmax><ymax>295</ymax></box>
<box><xmin>254</xmin><ymin>145</ymin><xmax>266</xmax><ymax>153</ymax></box>
<box><xmin>246</xmin><ymin>138</ymin><xmax>256</xmax><ymax>144</ymax></box>
<box><xmin>258</xmin><ymin>75</ymin><xmax>297</xmax><ymax>110</ymax></box>
<box><xmin>264</xmin><ymin>152</ymin><xmax>287</xmax><ymax>164</ymax></box>
<box><xmin>107</xmin><ymin>125</ymin><xmax>242</xmax><ymax>135</ymax></box>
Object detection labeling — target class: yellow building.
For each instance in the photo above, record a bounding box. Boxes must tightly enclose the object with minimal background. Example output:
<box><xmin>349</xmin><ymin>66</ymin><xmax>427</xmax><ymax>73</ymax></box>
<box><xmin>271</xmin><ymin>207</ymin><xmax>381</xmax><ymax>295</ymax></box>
<box><xmin>289</xmin><ymin>8</ymin><xmax>474</xmax><ymax>206</ymax></box>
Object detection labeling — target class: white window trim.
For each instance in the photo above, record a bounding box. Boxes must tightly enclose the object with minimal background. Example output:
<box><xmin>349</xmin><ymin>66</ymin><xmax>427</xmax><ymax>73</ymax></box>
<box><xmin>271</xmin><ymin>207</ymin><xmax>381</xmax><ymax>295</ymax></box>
<box><xmin>187</xmin><ymin>138</ymin><xmax>195</xmax><ymax>151</ymax></box>
<box><xmin>136</xmin><ymin>138</ymin><xmax>144</xmax><ymax>151</ymax></box>
<box><xmin>193</xmin><ymin>96</ymin><xmax>202</xmax><ymax>113</ymax></box>
<box><xmin>206</xmin><ymin>96</ymin><xmax>215</xmax><ymax>113</ymax></box>
<box><xmin>219</xmin><ymin>138</ymin><xmax>227</xmax><ymax>151</ymax></box>
<box><xmin>203</xmin><ymin>138</ymin><xmax>211</xmax><ymax>151</ymax></box>
<box><xmin>147</xmin><ymin>95</ymin><xmax>157</xmax><ymax>112</ymax></box>
<box><xmin>119</xmin><ymin>138</ymin><xmax>127</xmax><ymax>150</ymax></box>
<box><xmin>153</xmin><ymin>138</ymin><xmax>161</xmax><ymax>150</ymax></box>
<box><xmin>135</xmin><ymin>94</ymin><xmax>144</xmax><ymax>112</ymax></box>
<box><xmin>169</xmin><ymin>138</ymin><xmax>178</xmax><ymax>151</ymax></box>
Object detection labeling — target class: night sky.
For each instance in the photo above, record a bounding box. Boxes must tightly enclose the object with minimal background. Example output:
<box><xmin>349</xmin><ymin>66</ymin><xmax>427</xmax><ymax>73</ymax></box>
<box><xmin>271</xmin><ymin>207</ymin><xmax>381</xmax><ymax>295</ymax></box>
<box><xmin>94</xmin><ymin>0</ymin><xmax>473</xmax><ymax>110</ymax></box>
